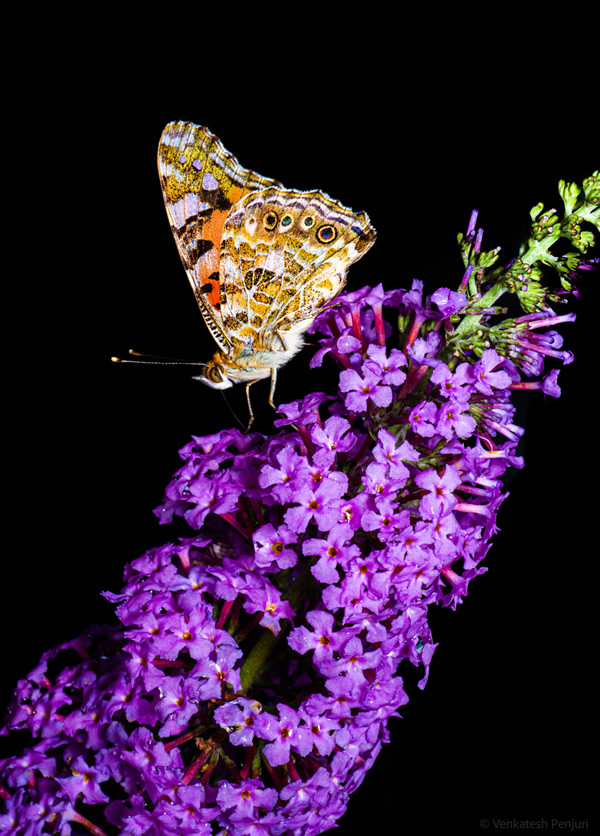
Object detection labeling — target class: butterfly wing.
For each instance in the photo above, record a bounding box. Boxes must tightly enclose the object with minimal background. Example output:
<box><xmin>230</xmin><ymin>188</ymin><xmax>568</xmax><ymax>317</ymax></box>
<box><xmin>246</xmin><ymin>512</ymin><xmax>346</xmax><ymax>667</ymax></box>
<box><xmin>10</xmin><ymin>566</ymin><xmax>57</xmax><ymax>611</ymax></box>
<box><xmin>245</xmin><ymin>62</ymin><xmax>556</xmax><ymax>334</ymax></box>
<box><xmin>218</xmin><ymin>187</ymin><xmax>376</xmax><ymax>354</ymax></box>
<box><xmin>157</xmin><ymin>121</ymin><xmax>282</xmax><ymax>352</ymax></box>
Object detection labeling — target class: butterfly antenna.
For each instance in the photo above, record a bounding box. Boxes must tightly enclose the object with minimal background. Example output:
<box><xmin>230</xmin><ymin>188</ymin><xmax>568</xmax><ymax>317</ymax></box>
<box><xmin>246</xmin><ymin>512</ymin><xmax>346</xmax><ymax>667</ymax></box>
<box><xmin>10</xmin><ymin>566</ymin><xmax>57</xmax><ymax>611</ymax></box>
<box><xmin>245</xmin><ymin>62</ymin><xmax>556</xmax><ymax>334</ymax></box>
<box><xmin>111</xmin><ymin>349</ymin><xmax>207</xmax><ymax>367</ymax></box>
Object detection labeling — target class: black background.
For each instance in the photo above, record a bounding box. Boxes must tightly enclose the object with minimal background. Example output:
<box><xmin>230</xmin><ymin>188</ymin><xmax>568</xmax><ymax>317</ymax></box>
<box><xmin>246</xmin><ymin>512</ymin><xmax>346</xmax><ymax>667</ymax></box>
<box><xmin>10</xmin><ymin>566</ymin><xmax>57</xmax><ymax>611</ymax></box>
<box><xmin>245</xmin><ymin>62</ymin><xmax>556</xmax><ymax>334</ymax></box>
<box><xmin>3</xmin><ymin>5</ymin><xmax>596</xmax><ymax>833</ymax></box>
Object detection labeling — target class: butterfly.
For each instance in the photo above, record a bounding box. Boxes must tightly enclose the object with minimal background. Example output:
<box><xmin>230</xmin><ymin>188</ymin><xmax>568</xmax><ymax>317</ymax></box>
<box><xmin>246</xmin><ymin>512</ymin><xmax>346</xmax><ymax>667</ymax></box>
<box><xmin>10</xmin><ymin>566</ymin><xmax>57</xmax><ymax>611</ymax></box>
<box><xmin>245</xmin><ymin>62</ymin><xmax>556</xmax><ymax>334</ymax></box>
<box><xmin>157</xmin><ymin>121</ymin><xmax>376</xmax><ymax>426</ymax></box>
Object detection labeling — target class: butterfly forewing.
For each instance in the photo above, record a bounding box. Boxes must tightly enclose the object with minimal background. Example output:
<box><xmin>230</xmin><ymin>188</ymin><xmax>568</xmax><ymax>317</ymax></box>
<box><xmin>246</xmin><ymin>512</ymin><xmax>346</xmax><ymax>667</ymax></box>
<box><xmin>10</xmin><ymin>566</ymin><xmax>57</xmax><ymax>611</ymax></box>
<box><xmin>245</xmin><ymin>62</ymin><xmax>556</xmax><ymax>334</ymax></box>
<box><xmin>158</xmin><ymin>122</ymin><xmax>281</xmax><ymax>351</ymax></box>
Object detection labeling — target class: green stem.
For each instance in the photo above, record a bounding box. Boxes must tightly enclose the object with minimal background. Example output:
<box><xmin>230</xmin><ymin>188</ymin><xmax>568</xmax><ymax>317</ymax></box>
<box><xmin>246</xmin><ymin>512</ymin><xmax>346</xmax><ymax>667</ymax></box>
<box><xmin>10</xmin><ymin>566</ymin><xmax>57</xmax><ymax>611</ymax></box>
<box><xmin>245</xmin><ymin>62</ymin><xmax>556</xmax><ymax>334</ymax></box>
<box><xmin>239</xmin><ymin>563</ymin><xmax>314</xmax><ymax>693</ymax></box>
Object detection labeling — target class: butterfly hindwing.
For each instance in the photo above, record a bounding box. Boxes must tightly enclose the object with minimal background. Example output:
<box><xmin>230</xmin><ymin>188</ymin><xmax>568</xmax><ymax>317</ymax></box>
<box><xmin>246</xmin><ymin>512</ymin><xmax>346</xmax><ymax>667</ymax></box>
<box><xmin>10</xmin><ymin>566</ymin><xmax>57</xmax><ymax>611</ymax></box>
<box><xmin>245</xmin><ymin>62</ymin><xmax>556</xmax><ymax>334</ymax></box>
<box><xmin>218</xmin><ymin>187</ymin><xmax>376</xmax><ymax>353</ymax></box>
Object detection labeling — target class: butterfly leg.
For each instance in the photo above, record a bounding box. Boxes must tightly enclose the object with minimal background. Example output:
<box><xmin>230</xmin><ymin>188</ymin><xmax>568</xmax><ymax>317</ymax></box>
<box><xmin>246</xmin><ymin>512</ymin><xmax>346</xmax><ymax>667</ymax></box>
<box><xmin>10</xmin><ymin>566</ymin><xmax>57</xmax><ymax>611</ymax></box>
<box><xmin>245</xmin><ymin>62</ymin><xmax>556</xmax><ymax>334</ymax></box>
<box><xmin>276</xmin><ymin>329</ymin><xmax>289</xmax><ymax>352</ymax></box>
<box><xmin>245</xmin><ymin>380</ymin><xmax>259</xmax><ymax>431</ymax></box>
<box><xmin>268</xmin><ymin>368</ymin><xmax>278</xmax><ymax>411</ymax></box>
<box><xmin>244</xmin><ymin>372</ymin><xmax>278</xmax><ymax>431</ymax></box>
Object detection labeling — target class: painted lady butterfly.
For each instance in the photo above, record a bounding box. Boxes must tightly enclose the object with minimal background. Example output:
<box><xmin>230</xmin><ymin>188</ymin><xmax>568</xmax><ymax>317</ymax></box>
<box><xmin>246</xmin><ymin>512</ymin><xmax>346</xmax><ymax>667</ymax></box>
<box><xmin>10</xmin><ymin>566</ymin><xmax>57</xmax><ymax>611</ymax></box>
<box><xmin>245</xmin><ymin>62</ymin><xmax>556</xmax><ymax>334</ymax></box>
<box><xmin>157</xmin><ymin>121</ymin><xmax>376</xmax><ymax>425</ymax></box>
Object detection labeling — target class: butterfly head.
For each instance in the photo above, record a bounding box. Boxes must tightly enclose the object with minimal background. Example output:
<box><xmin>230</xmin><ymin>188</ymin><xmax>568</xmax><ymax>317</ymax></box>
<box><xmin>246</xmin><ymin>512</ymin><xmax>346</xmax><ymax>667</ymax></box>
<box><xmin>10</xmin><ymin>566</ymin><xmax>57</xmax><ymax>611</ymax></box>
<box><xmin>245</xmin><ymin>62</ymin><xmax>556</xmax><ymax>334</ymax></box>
<box><xmin>192</xmin><ymin>354</ymin><xmax>234</xmax><ymax>390</ymax></box>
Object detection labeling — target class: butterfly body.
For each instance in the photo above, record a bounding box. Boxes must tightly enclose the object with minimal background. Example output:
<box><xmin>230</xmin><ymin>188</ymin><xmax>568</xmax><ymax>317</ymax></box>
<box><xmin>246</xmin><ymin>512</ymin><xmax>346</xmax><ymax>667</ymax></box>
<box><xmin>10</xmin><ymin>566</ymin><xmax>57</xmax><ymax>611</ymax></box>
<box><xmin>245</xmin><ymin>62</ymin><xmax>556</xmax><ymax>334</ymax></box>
<box><xmin>157</xmin><ymin>121</ymin><xmax>376</xmax><ymax>420</ymax></box>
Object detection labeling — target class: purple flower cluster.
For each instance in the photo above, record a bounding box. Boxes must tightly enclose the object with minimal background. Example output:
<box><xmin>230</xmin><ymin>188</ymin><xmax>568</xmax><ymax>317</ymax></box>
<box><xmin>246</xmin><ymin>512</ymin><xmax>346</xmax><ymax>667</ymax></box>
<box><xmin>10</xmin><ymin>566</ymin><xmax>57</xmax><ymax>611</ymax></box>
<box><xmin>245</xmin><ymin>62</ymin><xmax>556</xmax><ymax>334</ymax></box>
<box><xmin>2</xmin><ymin>187</ymin><xmax>596</xmax><ymax>834</ymax></box>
